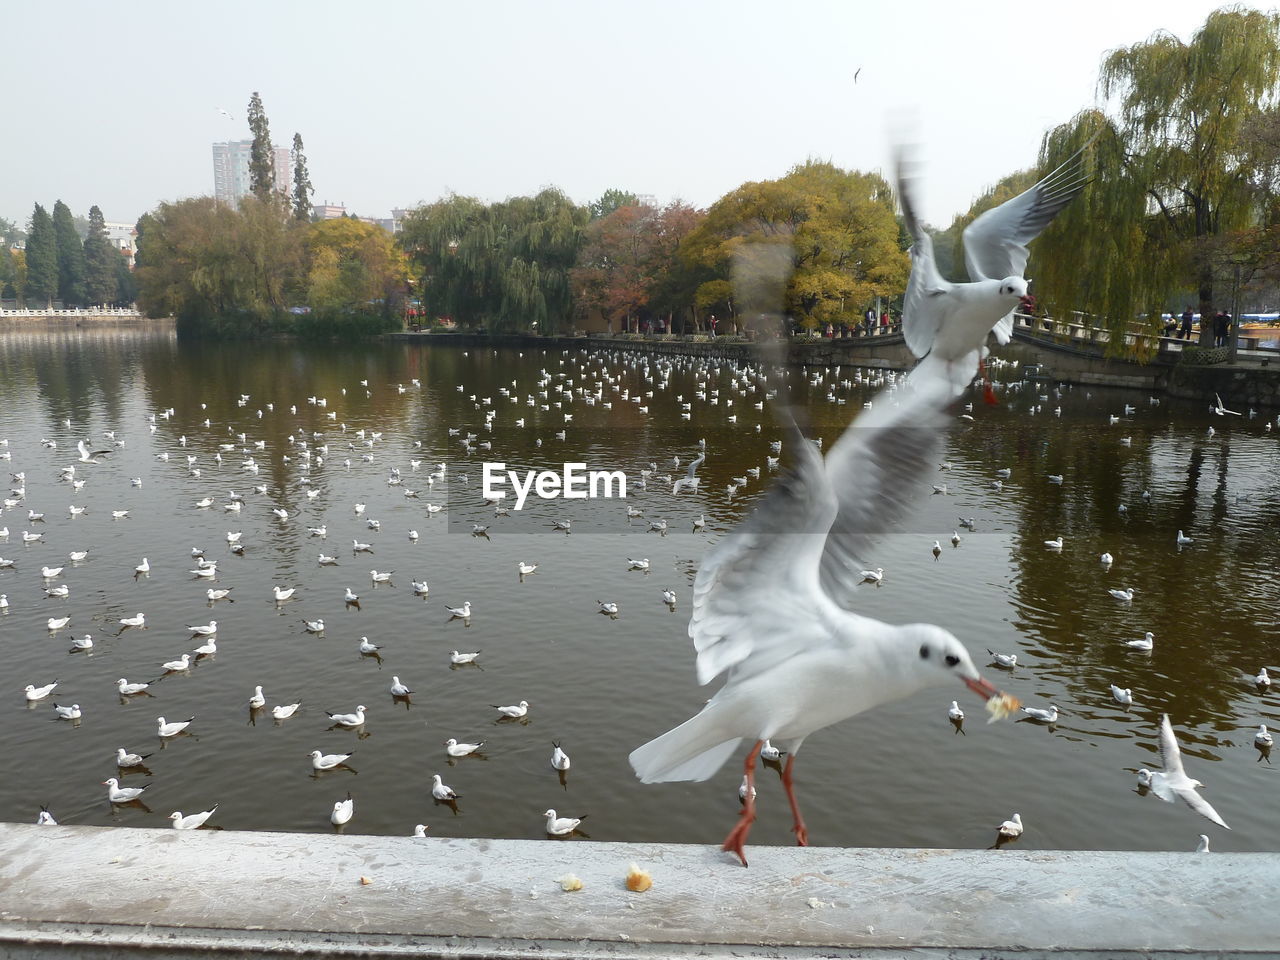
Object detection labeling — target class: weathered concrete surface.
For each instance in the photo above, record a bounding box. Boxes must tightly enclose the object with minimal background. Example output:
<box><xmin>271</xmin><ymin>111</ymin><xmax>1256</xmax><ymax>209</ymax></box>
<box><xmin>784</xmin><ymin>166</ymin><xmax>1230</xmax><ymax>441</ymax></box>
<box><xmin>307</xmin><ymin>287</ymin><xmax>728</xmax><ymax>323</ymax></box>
<box><xmin>0</xmin><ymin>824</ymin><xmax>1276</xmax><ymax>957</ymax></box>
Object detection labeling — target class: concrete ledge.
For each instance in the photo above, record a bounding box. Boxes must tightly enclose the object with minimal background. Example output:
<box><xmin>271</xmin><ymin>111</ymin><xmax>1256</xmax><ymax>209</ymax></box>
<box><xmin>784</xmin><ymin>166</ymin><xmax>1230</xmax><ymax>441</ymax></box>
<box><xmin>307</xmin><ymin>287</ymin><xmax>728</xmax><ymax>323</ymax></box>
<box><xmin>1</xmin><ymin>825</ymin><xmax>1276</xmax><ymax>957</ymax></box>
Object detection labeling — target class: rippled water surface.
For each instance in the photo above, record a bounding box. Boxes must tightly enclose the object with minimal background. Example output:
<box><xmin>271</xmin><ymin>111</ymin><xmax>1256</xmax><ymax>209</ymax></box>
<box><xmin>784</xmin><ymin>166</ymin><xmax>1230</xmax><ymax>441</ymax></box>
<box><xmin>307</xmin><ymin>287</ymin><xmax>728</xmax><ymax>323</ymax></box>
<box><xmin>1</xmin><ymin>325</ymin><xmax>1277</xmax><ymax>853</ymax></box>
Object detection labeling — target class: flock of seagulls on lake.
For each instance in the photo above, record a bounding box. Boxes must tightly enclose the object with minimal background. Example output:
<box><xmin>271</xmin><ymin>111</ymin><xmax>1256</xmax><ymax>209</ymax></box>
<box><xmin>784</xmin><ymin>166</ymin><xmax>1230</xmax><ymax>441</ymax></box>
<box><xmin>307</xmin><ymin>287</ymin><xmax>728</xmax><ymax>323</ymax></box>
<box><xmin>2</xmin><ymin>331</ymin><xmax>1275</xmax><ymax>858</ymax></box>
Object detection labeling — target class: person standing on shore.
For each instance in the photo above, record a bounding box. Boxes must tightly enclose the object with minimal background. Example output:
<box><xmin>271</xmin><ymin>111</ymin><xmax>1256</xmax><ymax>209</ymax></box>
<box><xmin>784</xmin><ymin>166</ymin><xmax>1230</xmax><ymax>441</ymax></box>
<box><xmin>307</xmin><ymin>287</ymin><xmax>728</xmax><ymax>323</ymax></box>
<box><xmin>1178</xmin><ymin>307</ymin><xmax>1194</xmax><ymax>340</ymax></box>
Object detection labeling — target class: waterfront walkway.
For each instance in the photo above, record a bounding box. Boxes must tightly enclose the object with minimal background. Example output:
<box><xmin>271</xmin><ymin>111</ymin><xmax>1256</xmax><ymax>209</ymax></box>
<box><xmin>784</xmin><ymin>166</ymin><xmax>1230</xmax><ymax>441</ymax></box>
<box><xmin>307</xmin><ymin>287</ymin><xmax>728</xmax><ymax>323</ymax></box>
<box><xmin>0</xmin><ymin>823</ymin><xmax>1275</xmax><ymax>957</ymax></box>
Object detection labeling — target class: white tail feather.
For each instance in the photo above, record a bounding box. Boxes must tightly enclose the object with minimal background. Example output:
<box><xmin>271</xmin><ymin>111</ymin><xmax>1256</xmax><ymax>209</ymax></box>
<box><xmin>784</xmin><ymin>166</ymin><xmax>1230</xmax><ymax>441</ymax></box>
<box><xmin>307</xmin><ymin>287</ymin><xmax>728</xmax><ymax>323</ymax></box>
<box><xmin>629</xmin><ymin>706</ymin><xmax>744</xmax><ymax>783</ymax></box>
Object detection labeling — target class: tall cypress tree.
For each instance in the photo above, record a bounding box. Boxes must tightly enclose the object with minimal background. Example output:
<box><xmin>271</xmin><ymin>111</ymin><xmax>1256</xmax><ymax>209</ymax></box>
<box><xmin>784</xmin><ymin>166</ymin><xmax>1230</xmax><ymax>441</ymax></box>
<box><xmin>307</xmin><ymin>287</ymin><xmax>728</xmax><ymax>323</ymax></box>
<box><xmin>291</xmin><ymin>132</ymin><xmax>314</xmax><ymax>222</ymax></box>
<box><xmin>52</xmin><ymin>200</ymin><xmax>87</xmax><ymax>306</ymax></box>
<box><xmin>83</xmin><ymin>205</ymin><xmax>118</xmax><ymax>305</ymax></box>
<box><xmin>25</xmin><ymin>203</ymin><xmax>58</xmax><ymax>308</ymax></box>
<box><xmin>247</xmin><ymin>91</ymin><xmax>276</xmax><ymax>201</ymax></box>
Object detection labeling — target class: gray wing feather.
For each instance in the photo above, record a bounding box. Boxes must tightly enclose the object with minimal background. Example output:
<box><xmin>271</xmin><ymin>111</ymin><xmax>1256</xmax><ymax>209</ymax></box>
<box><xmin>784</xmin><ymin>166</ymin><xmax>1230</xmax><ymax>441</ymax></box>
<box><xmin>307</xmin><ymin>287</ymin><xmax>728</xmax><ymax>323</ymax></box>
<box><xmin>818</xmin><ymin>375</ymin><xmax>954</xmax><ymax>601</ymax></box>
<box><xmin>896</xmin><ymin>149</ymin><xmax>950</xmax><ymax>359</ymax></box>
<box><xmin>1179</xmin><ymin>788</ymin><xmax>1230</xmax><ymax>829</ymax></box>
<box><xmin>689</xmin><ymin>424</ymin><xmax>836</xmax><ymax>686</ymax></box>
<box><xmin>1157</xmin><ymin>714</ymin><xmax>1187</xmax><ymax>778</ymax></box>
<box><xmin>963</xmin><ymin>144</ymin><xmax>1091</xmax><ymax>282</ymax></box>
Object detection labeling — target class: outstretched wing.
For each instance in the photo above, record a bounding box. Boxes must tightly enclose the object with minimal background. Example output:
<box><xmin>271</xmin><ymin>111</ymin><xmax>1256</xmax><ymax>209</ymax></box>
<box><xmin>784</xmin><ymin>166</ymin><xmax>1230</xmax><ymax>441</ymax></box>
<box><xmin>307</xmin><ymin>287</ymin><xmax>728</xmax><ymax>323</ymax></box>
<box><xmin>1157</xmin><ymin>714</ymin><xmax>1187</xmax><ymax>779</ymax></box>
<box><xmin>896</xmin><ymin>149</ymin><xmax>951</xmax><ymax>359</ymax></box>
<box><xmin>818</xmin><ymin>373</ymin><xmax>954</xmax><ymax>598</ymax></box>
<box><xmin>962</xmin><ymin>142</ymin><xmax>1092</xmax><ymax>282</ymax></box>
<box><xmin>688</xmin><ymin>422</ymin><xmax>839</xmax><ymax>686</ymax></box>
<box><xmin>1177</xmin><ymin>783</ymin><xmax>1230</xmax><ymax>829</ymax></box>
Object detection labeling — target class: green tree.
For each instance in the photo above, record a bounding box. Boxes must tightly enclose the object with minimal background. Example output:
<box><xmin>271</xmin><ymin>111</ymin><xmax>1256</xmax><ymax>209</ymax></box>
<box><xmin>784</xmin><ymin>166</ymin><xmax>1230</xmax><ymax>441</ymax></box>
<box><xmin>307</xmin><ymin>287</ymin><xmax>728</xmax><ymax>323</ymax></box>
<box><xmin>83</xmin><ymin>205</ymin><xmax>119</xmax><ymax>305</ymax></box>
<box><xmin>1033</xmin><ymin>8</ymin><xmax>1280</xmax><ymax>350</ymax></box>
<box><xmin>0</xmin><ymin>216</ymin><xmax>25</xmax><ymax>245</ymax></box>
<box><xmin>304</xmin><ymin>217</ymin><xmax>407</xmax><ymax>314</ymax></box>
<box><xmin>291</xmin><ymin>132</ymin><xmax>314</xmax><ymax>222</ymax></box>
<box><xmin>401</xmin><ymin>188</ymin><xmax>588</xmax><ymax>332</ymax></box>
<box><xmin>114</xmin><ymin>251</ymin><xmax>137</xmax><ymax>306</ymax></box>
<box><xmin>680</xmin><ymin>160</ymin><xmax>908</xmax><ymax>332</ymax></box>
<box><xmin>52</xmin><ymin>200</ymin><xmax>87</xmax><ymax>306</ymax></box>
<box><xmin>247</xmin><ymin>91</ymin><xmax>276</xmax><ymax>202</ymax></box>
<box><xmin>590</xmin><ymin>188</ymin><xmax>639</xmax><ymax>221</ymax></box>
<box><xmin>24</xmin><ymin>203</ymin><xmax>57</xmax><ymax>308</ymax></box>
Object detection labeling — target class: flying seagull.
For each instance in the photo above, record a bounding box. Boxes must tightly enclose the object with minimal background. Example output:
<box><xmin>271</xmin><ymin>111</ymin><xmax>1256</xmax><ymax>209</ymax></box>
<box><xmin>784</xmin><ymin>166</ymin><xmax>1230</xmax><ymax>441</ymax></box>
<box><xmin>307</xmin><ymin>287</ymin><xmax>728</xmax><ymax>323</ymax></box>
<box><xmin>896</xmin><ymin>138</ymin><xmax>1092</xmax><ymax>397</ymax></box>
<box><xmin>629</xmin><ymin>375</ymin><xmax>1009</xmax><ymax>866</ymax></box>
<box><xmin>1148</xmin><ymin>714</ymin><xmax>1230</xmax><ymax>830</ymax></box>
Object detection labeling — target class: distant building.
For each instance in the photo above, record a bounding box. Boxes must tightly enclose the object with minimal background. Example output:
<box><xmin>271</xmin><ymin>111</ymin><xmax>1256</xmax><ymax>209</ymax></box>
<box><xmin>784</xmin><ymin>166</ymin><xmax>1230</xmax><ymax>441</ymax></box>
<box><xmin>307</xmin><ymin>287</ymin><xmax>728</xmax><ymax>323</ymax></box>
<box><xmin>104</xmin><ymin>221</ymin><xmax>136</xmax><ymax>266</ymax></box>
<box><xmin>635</xmin><ymin>194</ymin><xmax>659</xmax><ymax>208</ymax></box>
<box><xmin>313</xmin><ymin>203</ymin><xmax>348</xmax><ymax>220</ymax></box>
<box><xmin>212</xmin><ymin>141</ymin><xmax>292</xmax><ymax>206</ymax></box>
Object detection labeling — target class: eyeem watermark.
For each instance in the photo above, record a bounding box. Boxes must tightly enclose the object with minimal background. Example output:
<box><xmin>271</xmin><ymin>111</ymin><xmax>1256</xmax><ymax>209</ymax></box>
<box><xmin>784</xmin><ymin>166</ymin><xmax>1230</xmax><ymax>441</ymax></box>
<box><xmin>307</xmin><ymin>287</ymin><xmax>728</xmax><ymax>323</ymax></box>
<box><xmin>482</xmin><ymin>462</ymin><xmax>627</xmax><ymax>510</ymax></box>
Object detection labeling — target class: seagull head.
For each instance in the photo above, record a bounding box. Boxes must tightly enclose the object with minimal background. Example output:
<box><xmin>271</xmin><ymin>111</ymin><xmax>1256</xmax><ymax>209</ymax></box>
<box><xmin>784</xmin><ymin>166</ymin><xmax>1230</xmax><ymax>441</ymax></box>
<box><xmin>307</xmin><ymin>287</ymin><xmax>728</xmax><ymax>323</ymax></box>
<box><xmin>909</xmin><ymin>624</ymin><xmax>1001</xmax><ymax>701</ymax></box>
<box><xmin>998</xmin><ymin>276</ymin><xmax>1029</xmax><ymax>300</ymax></box>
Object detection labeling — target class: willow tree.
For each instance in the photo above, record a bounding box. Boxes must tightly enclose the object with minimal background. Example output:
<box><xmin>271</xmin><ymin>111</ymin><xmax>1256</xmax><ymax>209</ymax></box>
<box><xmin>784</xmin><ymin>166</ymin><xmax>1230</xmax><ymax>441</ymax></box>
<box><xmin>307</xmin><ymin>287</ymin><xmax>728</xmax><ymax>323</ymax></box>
<box><xmin>680</xmin><ymin>160</ymin><xmax>908</xmax><ymax>332</ymax></box>
<box><xmin>1033</xmin><ymin>8</ymin><xmax>1280</xmax><ymax>351</ymax></box>
<box><xmin>401</xmin><ymin>188</ymin><xmax>587</xmax><ymax>332</ymax></box>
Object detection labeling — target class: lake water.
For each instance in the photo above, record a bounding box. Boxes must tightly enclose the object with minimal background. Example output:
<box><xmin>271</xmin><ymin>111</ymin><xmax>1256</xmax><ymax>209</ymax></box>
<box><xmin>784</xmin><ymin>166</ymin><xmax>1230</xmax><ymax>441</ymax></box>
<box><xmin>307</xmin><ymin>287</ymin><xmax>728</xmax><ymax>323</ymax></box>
<box><xmin>1</xmin><ymin>324</ymin><xmax>1276</xmax><ymax>854</ymax></box>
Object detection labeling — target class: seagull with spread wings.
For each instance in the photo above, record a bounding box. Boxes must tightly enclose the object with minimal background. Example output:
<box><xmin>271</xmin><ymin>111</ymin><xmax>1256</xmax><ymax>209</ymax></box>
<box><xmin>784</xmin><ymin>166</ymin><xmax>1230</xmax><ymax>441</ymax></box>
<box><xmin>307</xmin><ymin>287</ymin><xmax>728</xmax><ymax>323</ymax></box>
<box><xmin>1148</xmin><ymin>714</ymin><xmax>1230</xmax><ymax>830</ymax></box>
<box><xmin>629</xmin><ymin>374</ymin><xmax>1010</xmax><ymax>866</ymax></box>
<box><xmin>897</xmin><ymin>140</ymin><xmax>1092</xmax><ymax>398</ymax></box>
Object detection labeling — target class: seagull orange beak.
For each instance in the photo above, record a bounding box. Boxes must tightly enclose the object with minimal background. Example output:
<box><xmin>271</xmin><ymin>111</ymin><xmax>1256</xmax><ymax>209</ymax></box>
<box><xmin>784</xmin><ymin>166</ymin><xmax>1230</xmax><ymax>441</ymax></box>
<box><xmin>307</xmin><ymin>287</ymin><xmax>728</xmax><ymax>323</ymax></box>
<box><xmin>963</xmin><ymin>674</ymin><xmax>1002</xmax><ymax>701</ymax></box>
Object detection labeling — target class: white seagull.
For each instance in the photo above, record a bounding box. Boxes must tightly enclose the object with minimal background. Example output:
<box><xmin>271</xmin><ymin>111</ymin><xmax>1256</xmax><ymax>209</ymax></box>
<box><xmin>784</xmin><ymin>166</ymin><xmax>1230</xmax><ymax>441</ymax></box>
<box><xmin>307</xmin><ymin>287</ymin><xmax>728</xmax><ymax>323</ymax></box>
<box><xmin>551</xmin><ymin>742</ymin><xmax>571</xmax><ymax>771</ymax></box>
<box><xmin>309</xmin><ymin>749</ymin><xmax>353</xmax><ymax>770</ymax></box>
<box><xmin>543</xmin><ymin>808</ymin><xmax>585</xmax><ymax>836</ymax></box>
<box><xmin>628</xmin><ymin>378</ymin><xmax>1008</xmax><ymax>866</ymax></box>
<box><xmin>1110</xmin><ymin>684</ymin><xmax>1134</xmax><ymax>706</ymax></box>
<box><xmin>896</xmin><ymin>140</ymin><xmax>1091</xmax><ymax>396</ymax></box>
<box><xmin>116</xmin><ymin>747</ymin><xmax>152</xmax><ymax>768</ymax></box>
<box><xmin>997</xmin><ymin>813</ymin><xmax>1024</xmax><ymax>839</ymax></box>
<box><xmin>330</xmin><ymin>795</ymin><xmax>354</xmax><ymax>826</ymax></box>
<box><xmin>273</xmin><ymin>702</ymin><xmax>301</xmax><ymax>721</ymax></box>
<box><xmin>156</xmin><ymin>716</ymin><xmax>194</xmax><ymax>737</ymax></box>
<box><xmin>326</xmin><ymin>705</ymin><xmax>367</xmax><ymax>727</ymax></box>
<box><xmin>170</xmin><ymin>805</ymin><xmax>219</xmax><ymax>830</ymax></box>
<box><xmin>389</xmin><ymin>676</ymin><xmax>413</xmax><ymax>697</ymax></box>
<box><xmin>103</xmin><ymin>777</ymin><xmax>148</xmax><ymax>803</ymax></box>
<box><xmin>444</xmin><ymin>738</ymin><xmax>484</xmax><ymax>758</ymax></box>
<box><xmin>53</xmin><ymin>703</ymin><xmax>81</xmax><ymax>720</ymax></box>
<box><xmin>493</xmin><ymin>700</ymin><xmax>529</xmax><ymax>719</ymax></box>
<box><xmin>431</xmin><ymin>774</ymin><xmax>459</xmax><ymax>800</ymax></box>
<box><xmin>1124</xmin><ymin>631</ymin><xmax>1155</xmax><ymax>652</ymax></box>
<box><xmin>1147</xmin><ymin>714</ymin><xmax>1230</xmax><ymax>829</ymax></box>
<box><xmin>24</xmin><ymin>680</ymin><xmax>58</xmax><ymax>701</ymax></box>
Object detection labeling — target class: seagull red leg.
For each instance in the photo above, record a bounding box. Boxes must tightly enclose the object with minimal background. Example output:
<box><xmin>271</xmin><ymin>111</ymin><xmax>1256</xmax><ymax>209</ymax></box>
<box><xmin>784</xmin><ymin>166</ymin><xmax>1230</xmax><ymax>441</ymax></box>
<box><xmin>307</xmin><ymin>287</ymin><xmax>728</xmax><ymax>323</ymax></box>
<box><xmin>722</xmin><ymin>740</ymin><xmax>763</xmax><ymax>867</ymax></box>
<box><xmin>780</xmin><ymin>754</ymin><xmax>808</xmax><ymax>846</ymax></box>
<box><xmin>980</xmin><ymin>357</ymin><xmax>998</xmax><ymax>406</ymax></box>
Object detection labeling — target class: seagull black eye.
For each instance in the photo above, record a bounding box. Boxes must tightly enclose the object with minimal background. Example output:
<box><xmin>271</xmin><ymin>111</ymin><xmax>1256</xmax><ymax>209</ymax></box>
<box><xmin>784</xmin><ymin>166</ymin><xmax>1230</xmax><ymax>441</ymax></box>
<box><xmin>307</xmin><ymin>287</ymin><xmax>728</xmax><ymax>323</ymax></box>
<box><xmin>945</xmin><ymin>654</ymin><xmax>960</xmax><ymax>667</ymax></box>
<box><xmin>919</xmin><ymin>645</ymin><xmax>930</xmax><ymax>659</ymax></box>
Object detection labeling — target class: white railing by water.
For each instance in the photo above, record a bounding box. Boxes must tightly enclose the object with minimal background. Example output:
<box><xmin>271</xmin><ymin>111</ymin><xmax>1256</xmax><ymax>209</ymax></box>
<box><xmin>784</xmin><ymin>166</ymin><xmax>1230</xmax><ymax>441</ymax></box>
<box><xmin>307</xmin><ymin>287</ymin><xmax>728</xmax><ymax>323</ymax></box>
<box><xmin>0</xmin><ymin>307</ymin><xmax>142</xmax><ymax>317</ymax></box>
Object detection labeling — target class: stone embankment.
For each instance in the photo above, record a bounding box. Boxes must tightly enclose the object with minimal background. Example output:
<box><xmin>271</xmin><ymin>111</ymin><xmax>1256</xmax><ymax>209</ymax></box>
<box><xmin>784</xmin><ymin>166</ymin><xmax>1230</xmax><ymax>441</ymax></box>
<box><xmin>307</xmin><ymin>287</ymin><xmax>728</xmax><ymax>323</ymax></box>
<box><xmin>0</xmin><ymin>823</ymin><xmax>1274</xmax><ymax>958</ymax></box>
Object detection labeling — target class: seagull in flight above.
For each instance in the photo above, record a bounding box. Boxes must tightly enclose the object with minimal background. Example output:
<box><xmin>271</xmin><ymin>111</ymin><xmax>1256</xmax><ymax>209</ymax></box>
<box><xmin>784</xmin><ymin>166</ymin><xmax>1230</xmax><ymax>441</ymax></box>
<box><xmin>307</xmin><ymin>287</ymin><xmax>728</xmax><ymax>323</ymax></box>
<box><xmin>629</xmin><ymin>374</ymin><xmax>1010</xmax><ymax>867</ymax></box>
<box><xmin>896</xmin><ymin>138</ymin><xmax>1092</xmax><ymax>397</ymax></box>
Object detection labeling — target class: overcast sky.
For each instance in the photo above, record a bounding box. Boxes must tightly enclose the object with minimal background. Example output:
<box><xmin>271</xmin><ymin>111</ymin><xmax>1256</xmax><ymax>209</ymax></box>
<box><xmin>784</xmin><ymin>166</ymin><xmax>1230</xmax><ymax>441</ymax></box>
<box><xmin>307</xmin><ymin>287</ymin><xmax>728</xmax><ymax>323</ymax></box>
<box><xmin>3</xmin><ymin>0</ymin><xmax>1246</xmax><ymax>231</ymax></box>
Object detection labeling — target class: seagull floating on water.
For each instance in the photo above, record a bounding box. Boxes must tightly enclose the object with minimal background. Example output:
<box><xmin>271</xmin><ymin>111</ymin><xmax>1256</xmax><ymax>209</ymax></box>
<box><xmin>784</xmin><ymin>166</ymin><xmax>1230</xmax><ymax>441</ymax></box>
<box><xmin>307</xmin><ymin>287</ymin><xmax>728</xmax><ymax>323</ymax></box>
<box><xmin>170</xmin><ymin>805</ymin><xmax>219</xmax><ymax>830</ymax></box>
